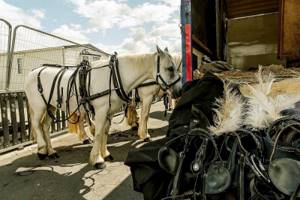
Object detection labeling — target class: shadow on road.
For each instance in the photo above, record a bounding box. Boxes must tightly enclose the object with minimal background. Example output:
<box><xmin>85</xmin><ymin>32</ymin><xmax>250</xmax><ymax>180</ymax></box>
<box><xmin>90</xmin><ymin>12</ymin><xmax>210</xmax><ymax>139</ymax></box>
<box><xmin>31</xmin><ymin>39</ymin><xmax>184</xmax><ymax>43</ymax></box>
<box><xmin>103</xmin><ymin>175</ymin><xmax>143</xmax><ymax>200</ymax></box>
<box><xmin>0</xmin><ymin>124</ymin><xmax>168</xmax><ymax>200</ymax></box>
<box><xmin>149</xmin><ymin>110</ymin><xmax>172</xmax><ymax>121</ymax></box>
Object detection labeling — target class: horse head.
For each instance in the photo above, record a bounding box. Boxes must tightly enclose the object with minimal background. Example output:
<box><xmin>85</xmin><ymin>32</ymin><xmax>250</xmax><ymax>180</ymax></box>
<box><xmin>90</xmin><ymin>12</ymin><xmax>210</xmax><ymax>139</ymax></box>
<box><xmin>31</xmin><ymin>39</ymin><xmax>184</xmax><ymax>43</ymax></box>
<box><xmin>155</xmin><ymin>46</ymin><xmax>182</xmax><ymax>98</ymax></box>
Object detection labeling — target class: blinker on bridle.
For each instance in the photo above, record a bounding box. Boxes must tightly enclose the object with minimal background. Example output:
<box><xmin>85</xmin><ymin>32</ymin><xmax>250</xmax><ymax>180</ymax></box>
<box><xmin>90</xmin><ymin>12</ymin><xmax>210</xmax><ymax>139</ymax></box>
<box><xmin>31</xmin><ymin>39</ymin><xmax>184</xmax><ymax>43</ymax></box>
<box><xmin>156</xmin><ymin>54</ymin><xmax>181</xmax><ymax>91</ymax></box>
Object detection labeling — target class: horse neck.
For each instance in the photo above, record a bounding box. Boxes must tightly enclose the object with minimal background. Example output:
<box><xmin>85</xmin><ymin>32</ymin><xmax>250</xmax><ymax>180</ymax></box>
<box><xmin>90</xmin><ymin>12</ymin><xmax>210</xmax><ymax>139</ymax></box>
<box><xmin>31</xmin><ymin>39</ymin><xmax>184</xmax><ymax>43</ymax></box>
<box><xmin>118</xmin><ymin>54</ymin><xmax>155</xmax><ymax>93</ymax></box>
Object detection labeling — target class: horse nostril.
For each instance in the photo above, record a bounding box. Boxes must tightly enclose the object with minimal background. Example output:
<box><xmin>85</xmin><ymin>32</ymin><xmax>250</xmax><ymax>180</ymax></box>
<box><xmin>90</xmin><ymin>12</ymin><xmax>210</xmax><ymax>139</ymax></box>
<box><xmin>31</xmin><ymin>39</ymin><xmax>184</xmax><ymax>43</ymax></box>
<box><xmin>172</xmin><ymin>88</ymin><xmax>182</xmax><ymax>99</ymax></box>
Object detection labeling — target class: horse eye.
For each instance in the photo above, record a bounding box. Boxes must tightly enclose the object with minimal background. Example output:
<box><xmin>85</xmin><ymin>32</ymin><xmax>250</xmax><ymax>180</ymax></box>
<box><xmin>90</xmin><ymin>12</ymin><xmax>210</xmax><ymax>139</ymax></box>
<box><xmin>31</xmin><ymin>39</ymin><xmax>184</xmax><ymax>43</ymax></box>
<box><xmin>167</xmin><ymin>67</ymin><xmax>174</xmax><ymax>72</ymax></box>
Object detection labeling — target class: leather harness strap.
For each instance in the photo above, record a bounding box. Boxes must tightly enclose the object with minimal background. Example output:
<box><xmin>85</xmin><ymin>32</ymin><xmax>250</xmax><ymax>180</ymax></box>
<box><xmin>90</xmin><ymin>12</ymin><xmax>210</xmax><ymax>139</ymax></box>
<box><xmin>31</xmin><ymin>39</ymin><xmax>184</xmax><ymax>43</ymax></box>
<box><xmin>36</xmin><ymin>54</ymin><xmax>131</xmax><ymax>122</ymax></box>
<box><xmin>56</xmin><ymin>67</ymin><xmax>68</xmax><ymax>108</ymax></box>
<box><xmin>37</xmin><ymin>66</ymin><xmax>48</xmax><ymax>106</ymax></box>
<box><xmin>110</xmin><ymin>54</ymin><xmax>130</xmax><ymax>102</ymax></box>
<box><xmin>138</xmin><ymin>58</ymin><xmax>182</xmax><ymax>89</ymax></box>
<box><xmin>36</xmin><ymin>53</ymin><xmax>180</xmax><ymax>123</ymax></box>
<box><xmin>37</xmin><ymin>66</ymin><xmax>68</xmax><ymax>121</ymax></box>
<box><xmin>137</xmin><ymin>81</ymin><xmax>157</xmax><ymax>88</ymax></box>
<box><xmin>156</xmin><ymin>55</ymin><xmax>181</xmax><ymax>91</ymax></box>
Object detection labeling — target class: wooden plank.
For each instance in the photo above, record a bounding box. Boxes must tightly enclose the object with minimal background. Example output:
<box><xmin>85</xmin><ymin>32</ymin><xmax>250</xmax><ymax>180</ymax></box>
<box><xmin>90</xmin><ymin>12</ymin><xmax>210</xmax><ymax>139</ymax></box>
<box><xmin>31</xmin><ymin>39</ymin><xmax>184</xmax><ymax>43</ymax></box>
<box><xmin>228</xmin><ymin>5</ymin><xmax>278</xmax><ymax>19</ymax></box>
<box><xmin>51</xmin><ymin>119</ymin><xmax>55</xmax><ymax>133</ymax></box>
<box><xmin>0</xmin><ymin>94</ymin><xmax>3</xmax><ymax>149</ymax></box>
<box><xmin>9</xmin><ymin>94</ymin><xmax>18</xmax><ymax>145</ymax></box>
<box><xmin>278</xmin><ymin>0</ymin><xmax>300</xmax><ymax>61</ymax></box>
<box><xmin>61</xmin><ymin>111</ymin><xmax>66</xmax><ymax>129</ymax></box>
<box><xmin>228</xmin><ymin>4</ymin><xmax>278</xmax><ymax>14</ymax></box>
<box><xmin>56</xmin><ymin>110</ymin><xmax>61</xmax><ymax>131</ymax></box>
<box><xmin>226</xmin><ymin>0</ymin><xmax>279</xmax><ymax>18</ymax></box>
<box><xmin>0</xmin><ymin>94</ymin><xmax>10</xmax><ymax>147</ymax></box>
<box><xmin>227</xmin><ymin>0</ymin><xmax>278</xmax><ymax>7</ymax></box>
<box><xmin>17</xmin><ymin>93</ymin><xmax>26</xmax><ymax>143</ymax></box>
<box><xmin>192</xmin><ymin>35</ymin><xmax>212</xmax><ymax>55</ymax></box>
<box><xmin>24</xmin><ymin>95</ymin><xmax>31</xmax><ymax>141</ymax></box>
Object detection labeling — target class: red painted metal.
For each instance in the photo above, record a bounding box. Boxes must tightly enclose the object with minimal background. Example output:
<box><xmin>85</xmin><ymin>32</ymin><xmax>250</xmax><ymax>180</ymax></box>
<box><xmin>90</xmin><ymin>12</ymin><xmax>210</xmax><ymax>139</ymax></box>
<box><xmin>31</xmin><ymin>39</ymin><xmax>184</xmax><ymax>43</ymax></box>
<box><xmin>185</xmin><ymin>24</ymin><xmax>192</xmax><ymax>81</ymax></box>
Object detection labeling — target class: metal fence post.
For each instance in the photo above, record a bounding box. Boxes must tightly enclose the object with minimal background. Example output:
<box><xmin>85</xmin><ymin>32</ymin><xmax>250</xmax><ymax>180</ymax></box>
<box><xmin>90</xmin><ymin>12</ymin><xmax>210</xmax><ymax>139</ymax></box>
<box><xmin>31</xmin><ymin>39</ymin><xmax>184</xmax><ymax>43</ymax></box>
<box><xmin>5</xmin><ymin>24</ymin><xmax>16</xmax><ymax>90</ymax></box>
<box><xmin>0</xmin><ymin>18</ymin><xmax>12</xmax><ymax>91</ymax></box>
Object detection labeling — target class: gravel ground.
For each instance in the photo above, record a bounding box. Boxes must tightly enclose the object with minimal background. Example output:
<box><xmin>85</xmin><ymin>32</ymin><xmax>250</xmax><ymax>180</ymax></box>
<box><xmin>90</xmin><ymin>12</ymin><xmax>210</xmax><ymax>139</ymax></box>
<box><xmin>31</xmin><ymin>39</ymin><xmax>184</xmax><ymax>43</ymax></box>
<box><xmin>0</xmin><ymin>101</ymin><xmax>170</xmax><ymax>200</ymax></box>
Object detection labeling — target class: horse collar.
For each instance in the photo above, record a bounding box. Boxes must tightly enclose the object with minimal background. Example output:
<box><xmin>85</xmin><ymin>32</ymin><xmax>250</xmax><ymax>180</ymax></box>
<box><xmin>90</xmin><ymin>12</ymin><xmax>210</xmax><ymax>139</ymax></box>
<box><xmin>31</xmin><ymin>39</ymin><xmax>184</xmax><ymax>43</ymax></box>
<box><xmin>110</xmin><ymin>54</ymin><xmax>130</xmax><ymax>102</ymax></box>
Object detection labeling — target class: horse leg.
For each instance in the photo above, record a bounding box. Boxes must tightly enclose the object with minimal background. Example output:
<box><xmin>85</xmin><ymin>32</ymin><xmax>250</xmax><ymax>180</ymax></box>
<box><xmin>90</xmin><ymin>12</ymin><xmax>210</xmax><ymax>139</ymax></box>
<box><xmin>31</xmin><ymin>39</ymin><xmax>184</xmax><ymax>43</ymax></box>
<box><xmin>29</xmin><ymin>106</ymin><xmax>48</xmax><ymax>160</ymax></box>
<box><xmin>127</xmin><ymin>101</ymin><xmax>139</xmax><ymax>130</ymax></box>
<box><xmin>89</xmin><ymin>120</ymin><xmax>95</xmax><ymax>136</ymax></box>
<box><xmin>41</xmin><ymin>111</ymin><xmax>58</xmax><ymax>159</ymax></box>
<box><xmin>168</xmin><ymin>94</ymin><xmax>173</xmax><ymax>110</ymax></box>
<box><xmin>79</xmin><ymin>112</ymin><xmax>94</xmax><ymax>144</ymax></box>
<box><xmin>138</xmin><ymin>96</ymin><xmax>152</xmax><ymax>141</ymax></box>
<box><xmin>89</xmin><ymin>111</ymin><xmax>107</xmax><ymax>169</ymax></box>
<box><xmin>101</xmin><ymin>119</ymin><xmax>113</xmax><ymax>161</ymax></box>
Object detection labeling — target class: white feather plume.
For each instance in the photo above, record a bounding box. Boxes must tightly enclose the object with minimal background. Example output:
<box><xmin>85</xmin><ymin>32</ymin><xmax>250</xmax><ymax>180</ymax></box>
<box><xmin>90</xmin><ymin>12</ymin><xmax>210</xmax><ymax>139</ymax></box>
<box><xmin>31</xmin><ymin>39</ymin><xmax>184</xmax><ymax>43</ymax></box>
<box><xmin>209</xmin><ymin>83</ymin><xmax>244</xmax><ymax>135</ymax></box>
<box><xmin>245</xmin><ymin>67</ymin><xmax>300</xmax><ymax>128</ymax></box>
<box><xmin>245</xmin><ymin>84</ymin><xmax>277</xmax><ymax>128</ymax></box>
<box><xmin>273</xmin><ymin>94</ymin><xmax>300</xmax><ymax>115</ymax></box>
<box><xmin>255</xmin><ymin>66</ymin><xmax>275</xmax><ymax>95</ymax></box>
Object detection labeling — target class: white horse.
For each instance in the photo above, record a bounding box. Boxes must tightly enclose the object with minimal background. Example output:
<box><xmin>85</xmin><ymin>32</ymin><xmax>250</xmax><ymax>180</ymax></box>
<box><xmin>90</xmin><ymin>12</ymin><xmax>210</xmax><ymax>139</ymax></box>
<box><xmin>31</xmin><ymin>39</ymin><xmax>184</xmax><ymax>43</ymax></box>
<box><xmin>25</xmin><ymin>46</ymin><xmax>182</xmax><ymax>169</ymax></box>
<box><xmin>123</xmin><ymin>54</ymin><xmax>182</xmax><ymax>139</ymax></box>
<box><xmin>68</xmin><ymin>55</ymin><xmax>182</xmax><ymax>142</ymax></box>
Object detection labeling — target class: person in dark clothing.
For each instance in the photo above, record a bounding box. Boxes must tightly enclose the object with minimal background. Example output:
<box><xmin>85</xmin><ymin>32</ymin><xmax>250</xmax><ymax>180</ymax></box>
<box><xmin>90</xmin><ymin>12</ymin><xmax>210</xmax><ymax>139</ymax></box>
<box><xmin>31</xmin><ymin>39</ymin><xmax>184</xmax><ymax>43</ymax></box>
<box><xmin>125</xmin><ymin>73</ymin><xmax>224</xmax><ymax>200</ymax></box>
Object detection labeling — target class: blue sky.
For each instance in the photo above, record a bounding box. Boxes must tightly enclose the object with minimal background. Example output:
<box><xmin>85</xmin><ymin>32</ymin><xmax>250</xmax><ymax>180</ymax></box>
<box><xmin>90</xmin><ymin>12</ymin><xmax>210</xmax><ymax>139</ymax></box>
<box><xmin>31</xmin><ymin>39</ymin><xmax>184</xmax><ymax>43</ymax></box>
<box><xmin>0</xmin><ymin>0</ymin><xmax>181</xmax><ymax>54</ymax></box>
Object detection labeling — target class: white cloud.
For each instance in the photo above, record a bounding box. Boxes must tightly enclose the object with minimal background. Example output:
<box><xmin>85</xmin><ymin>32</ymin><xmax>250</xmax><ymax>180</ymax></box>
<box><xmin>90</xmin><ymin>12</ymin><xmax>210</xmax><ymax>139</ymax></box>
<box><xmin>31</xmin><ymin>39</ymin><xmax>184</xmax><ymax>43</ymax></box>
<box><xmin>150</xmin><ymin>22</ymin><xmax>181</xmax><ymax>38</ymax></box>
<box><xmin>69</xmin><ymin>0</ymin><xmax>131</xmax><ymax>29</ymax></box>
<box><xmin>31</xmin><ymin>9</ymin><xmax>45</xmax><ymax>19</ymax></box>
<box><xmin>69</xmin><ymin>0</ymin><xmax>178</xmax><ymax>30</ymax></box>
<box><xmin>52</xmin><ymin>24</ymin><xmax>90</xmax><ymax>43</ymax></box>
<box><xmin>161</xmin><ymin>0</ymin><xmax>181</xmax><ymax>8</ymax></box>
<box><xmin>66</xmin><ymin>0</ymin><xmax>182</xmax><ymax>54</ymax></box>
<box><xmin>0</xmin><ymin>0</ymin><xmax>43</xmax><ymax>28</ymax></box>
<box><xmin>130</xmin><ymin>3</ymin><xmax>177</xmax><ymax>27</ymax></box>
<box><xmin>97</xmin><ymin>26</ymin><xmax>181</xmax><ymax>55</ymax></box>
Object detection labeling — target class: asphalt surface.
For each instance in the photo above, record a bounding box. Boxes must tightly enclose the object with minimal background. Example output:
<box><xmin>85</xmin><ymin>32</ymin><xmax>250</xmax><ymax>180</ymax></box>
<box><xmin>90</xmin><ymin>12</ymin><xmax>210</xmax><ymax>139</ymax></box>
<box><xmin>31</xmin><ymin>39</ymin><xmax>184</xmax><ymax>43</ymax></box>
<box><xmin>0</xmin><ymin>102</ymin><xmax>170</xmax><ymax>200</ymax></box>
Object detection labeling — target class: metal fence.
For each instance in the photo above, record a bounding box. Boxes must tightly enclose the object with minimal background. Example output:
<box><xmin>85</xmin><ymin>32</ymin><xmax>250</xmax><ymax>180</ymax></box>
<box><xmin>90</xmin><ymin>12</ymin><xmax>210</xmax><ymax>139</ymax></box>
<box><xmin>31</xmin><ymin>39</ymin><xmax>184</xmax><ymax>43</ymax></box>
<box><xmin>0</xmin><ymin>20</ymin><xmax>110</xmax><ymax>153</ymax></box>
<box><xmin>0</xmin><ymin>19</ymin><xmax>12</xmax><ymax>91</ymax></box>
<box><xmin>7</xmin><ymin>25</ymin><xmax>108</xmax><ymax>90</ymax></box>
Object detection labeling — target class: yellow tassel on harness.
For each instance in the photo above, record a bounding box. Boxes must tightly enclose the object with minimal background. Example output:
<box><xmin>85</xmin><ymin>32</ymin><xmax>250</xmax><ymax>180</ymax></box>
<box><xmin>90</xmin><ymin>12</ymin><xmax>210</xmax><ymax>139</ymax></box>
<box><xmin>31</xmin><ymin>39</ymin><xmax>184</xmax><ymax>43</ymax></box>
<box><xmin>126</xmin><ymin>89</ymin><xmax>139</xmax><ymax>128</ymax></box>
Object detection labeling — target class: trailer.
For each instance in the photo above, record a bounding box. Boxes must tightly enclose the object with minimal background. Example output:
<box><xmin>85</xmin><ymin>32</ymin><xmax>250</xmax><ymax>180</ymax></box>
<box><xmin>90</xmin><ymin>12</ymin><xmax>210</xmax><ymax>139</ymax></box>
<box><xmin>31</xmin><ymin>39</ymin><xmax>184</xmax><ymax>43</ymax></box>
<box><xmin>181</xmin><ymin>0</ymin><xmax>300</xmax><ymax>82</ymax></box>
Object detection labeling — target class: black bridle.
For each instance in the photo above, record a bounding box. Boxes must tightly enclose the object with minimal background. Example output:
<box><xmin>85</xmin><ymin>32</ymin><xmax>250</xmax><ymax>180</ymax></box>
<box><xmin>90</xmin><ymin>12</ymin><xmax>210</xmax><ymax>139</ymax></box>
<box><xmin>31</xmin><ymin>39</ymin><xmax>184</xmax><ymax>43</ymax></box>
<box><xmin>155</xmin><ymin>54</ymin><xmax>181</xmax><ymax>91</ymax></box>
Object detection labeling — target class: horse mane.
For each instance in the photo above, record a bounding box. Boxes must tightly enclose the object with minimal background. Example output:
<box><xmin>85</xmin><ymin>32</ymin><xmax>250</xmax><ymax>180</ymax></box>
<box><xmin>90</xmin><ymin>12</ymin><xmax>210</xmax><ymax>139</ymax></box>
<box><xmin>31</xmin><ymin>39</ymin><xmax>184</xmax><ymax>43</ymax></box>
<box><xmin>90</xmin><ymin>53</ymin><xmax>157</xmax><ymax>68</ymax></box>
<box><xmin>123</xmin><ymin>53</ymin><xmax>157</xmax><ymax>66</ymax></box>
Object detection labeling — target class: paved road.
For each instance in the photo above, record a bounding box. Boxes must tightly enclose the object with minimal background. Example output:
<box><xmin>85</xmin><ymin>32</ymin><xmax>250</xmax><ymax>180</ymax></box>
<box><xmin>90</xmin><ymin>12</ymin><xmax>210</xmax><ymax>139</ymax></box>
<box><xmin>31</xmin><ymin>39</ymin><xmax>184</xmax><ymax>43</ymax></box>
<box><xmin>0</xmin><ymin>102</ymin><xmax>170</xmax><ymax>200</ymax></box>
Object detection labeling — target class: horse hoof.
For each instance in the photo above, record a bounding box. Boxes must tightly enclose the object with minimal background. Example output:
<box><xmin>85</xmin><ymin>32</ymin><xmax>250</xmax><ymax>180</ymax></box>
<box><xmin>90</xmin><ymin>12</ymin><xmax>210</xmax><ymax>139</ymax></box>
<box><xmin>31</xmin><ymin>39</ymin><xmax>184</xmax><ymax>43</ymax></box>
<box><xmin>82</xmin><ymin>139</ymin><xmax>90</xmax><ymax>144</ymax></box>
<box><xmin>48</xmin><ymin>153</ymin><xmax>60</xmax><ymax>159</ymax></box>
<box><xmin>104</xmin><ymin>155</ymin><xmax>114</xmax><ymax>162</ymax></box>
<box><xmin>37</xmin><ymin>153</ymin><xmax>48</xmax><ymax>160</ymax></box>
<box><xmin>94</xmin><ymin>162</ymin><xmax>106</xmax><ymax>170</ymax></box>
<box><xmin>143</xmin><ymin>138</ymin><xmax>151</xmax><ymax>142</ymax></box>
<box><xmin>131</xmin><ymin>126</ymin><xmax>138</xmax><ymax>131</ymax></box>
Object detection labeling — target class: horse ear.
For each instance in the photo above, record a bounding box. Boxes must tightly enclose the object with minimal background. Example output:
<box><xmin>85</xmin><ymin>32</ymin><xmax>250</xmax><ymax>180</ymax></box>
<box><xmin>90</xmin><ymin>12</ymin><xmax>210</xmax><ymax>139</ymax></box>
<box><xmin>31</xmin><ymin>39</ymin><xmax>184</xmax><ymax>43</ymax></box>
<box><xmin>164</xmin><ymin>47</ymin><xmax>169</xmax><ymax>52</ymax></box>
<box><xmin>156</xmin><ymin>45</ymin><xmax>164</xmax><ymax>55</ymax></box>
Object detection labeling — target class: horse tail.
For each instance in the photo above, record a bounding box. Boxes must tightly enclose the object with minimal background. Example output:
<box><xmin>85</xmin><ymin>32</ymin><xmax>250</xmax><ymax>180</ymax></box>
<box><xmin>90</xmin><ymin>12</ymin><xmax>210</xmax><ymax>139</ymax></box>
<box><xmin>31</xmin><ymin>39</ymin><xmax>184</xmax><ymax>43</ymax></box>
<box><xmin>68</xmin><ymin>113</ymin><xmax>80</xmax><ymax>134</ymax></box>
<box><xmin>126</xmin><ymin>101</ymin><xmax>139</xmax><ymax>127</ymax></box>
